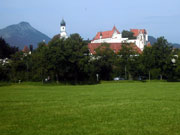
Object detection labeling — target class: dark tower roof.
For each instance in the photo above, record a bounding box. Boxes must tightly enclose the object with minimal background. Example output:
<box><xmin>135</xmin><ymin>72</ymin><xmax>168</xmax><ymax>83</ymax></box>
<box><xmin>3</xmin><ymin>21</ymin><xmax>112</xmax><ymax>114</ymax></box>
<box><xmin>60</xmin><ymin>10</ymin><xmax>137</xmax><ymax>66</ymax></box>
<box><xmin>61</xmin><ymin>19</ymin><xmax>66</xmax><ymax>26</ymax></box>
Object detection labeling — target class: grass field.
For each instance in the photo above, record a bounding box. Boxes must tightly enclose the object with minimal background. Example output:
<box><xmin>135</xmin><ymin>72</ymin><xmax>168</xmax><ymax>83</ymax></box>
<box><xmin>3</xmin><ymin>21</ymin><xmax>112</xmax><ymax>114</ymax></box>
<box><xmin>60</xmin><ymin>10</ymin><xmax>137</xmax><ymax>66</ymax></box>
<box><xmin>0</xmin><ymin>82</ymin><xmax>180</xmax><ymax>135</ymax></box>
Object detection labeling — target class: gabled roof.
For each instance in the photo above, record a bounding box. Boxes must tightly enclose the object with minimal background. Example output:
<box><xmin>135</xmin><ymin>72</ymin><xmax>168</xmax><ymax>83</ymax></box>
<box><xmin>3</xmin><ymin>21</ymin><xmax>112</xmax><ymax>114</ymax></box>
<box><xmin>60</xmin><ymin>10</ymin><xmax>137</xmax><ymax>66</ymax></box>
<box><xmin>93</xmin><ymin>26</ymin><xmax>120</xmax><ymax>40</ymax></box>
<box><xmin>112</xmin><ymin>26</ymin><xmax>120</xmax><ymax>34</ymax></box>
<box><xmin>130</xmin><ymin>29</ymin><xmax>147</xmax><ymax>37</ymax></box>
<box><xmin>88</xmin><ymin>43</ymin><xmax>142</xmax><ymax>54</ymax></box>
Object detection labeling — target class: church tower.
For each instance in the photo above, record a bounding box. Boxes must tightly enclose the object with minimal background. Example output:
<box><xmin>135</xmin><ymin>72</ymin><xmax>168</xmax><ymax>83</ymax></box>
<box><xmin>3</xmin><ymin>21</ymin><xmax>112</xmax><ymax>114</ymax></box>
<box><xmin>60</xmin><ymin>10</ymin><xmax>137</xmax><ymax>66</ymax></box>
<box><xmin>60</xmin><ymin>19</ymin><xmax>68</xmax><ymax>39</ymax></box>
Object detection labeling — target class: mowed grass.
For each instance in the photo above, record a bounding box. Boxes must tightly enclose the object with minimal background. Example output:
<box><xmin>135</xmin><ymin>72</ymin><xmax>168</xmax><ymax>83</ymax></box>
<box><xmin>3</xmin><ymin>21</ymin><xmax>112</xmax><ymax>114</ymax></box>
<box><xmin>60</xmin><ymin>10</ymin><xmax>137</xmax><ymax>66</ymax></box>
<box><xmin>0</xmin><ymin>82</ymin><xmax>180</xmax><ymax>135</ymax></box>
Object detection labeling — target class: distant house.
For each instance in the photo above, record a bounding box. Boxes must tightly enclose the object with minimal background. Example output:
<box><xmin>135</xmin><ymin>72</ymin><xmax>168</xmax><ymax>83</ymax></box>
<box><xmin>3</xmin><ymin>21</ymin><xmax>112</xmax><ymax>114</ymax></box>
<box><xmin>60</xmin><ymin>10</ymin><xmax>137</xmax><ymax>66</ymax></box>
<box><xmin>22</xmin><ymin>45</ymin><xmax>30</xmax><ymax>53</ymax></box>
<box><xmin>22</xmin><ymin>45</ymin><xmax>31</xmax><ymax>55</ymax></box>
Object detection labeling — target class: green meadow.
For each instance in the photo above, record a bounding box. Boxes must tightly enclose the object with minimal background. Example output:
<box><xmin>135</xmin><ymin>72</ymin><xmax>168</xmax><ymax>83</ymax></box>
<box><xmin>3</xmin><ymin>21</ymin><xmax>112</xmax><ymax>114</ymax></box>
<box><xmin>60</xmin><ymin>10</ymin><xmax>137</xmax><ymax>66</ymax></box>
<box><xmin>0</xmin><ymin>82</ymin><xmax>180</xmax><ymax>135</ymax></box>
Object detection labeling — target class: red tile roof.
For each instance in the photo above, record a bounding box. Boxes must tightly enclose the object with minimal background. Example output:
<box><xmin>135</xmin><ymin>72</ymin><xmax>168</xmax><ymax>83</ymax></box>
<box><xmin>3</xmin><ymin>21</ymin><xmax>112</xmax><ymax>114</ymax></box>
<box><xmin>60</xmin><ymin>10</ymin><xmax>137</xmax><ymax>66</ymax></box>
<box><xmin>93</xmin><ymin>26</ymin><xmax>120</xmax><ymax>40</ymax></box>
<box><xmin>147</xmin><ymin>42</ymin><xmax>151</xmax><ymax>47</ymax></box>
<box><xmin>22</xmin><ymin>45</ymin><xmax>29</xmax><ymax>53</ymax></box>
<box><xmin>130</xmin><ymin>29</ymin><xmax>147</xmax><ymax>37</ymax></box>
<box><xmin>88</xmin><ymin>43</ymin><xmax>142</xmax><ymax>54</ymax></box>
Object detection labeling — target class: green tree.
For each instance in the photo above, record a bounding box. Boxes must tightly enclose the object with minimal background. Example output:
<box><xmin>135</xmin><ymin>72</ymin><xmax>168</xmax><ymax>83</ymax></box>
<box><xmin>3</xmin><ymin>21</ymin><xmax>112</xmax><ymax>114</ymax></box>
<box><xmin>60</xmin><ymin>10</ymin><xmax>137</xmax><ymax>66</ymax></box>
<box><xmin>31</xmin><ymin>42</ymin><xmax>49</xmax><ymax>82</ymax></box>
<box><xmin>10</xmin><ymin>52</ymin><xmax>26</xmax><ymax>82</ymax></box>
<box><xmin>0</xmin><ymin>63</ymin><xmax>11</xmax><ymax>81</ymax></box>
<box><xmin>94</xmin><ymin>43</ymin><xmax>116</xmax><ymax>80</ymax></box>
<box><xmin>32</xmin><ymin>33</ymin><xmax>95</xmax><ymax>84</ymax></box>
<box><xmin>122</xmin><ymin>30</ymin><xmax>136</xmax><ymax>39</ymax></box>
<box><xmin>62</xmin><ymin>33</ymin><xmax>92</xmax><ymax>83</ymax></box>
<box><xmin>141</xmin><ymin>46</ymin><xmax>154</xmax><ymax>80</ymax></box>
<box><xmin>152</xmin><ymin>37</ymin><xmax>173</xmax><ymax>80</ymax></box>
<box><xmin>118</xmin><ymin>43</ymin><xmax>138</xmax><ymax>80</ymax></box>
<box><xmin>0</xmin><ymin>37</ymin><xmax>18</xmax><ymax>59</ymax></box>
<box><xmin>174</xmin><ymin>49</ymin><xmax>180</xmax><ymax>80</ymax></box>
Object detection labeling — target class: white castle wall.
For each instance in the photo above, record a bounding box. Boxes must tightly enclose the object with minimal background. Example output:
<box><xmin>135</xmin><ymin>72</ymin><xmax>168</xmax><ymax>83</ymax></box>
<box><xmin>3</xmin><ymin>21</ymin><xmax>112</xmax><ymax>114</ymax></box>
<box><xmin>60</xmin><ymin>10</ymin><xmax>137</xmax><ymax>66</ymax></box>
<box><xmin>91</xmin><ymin>30</ymin><xmax>148</xmax><ymax>51</ymax></box>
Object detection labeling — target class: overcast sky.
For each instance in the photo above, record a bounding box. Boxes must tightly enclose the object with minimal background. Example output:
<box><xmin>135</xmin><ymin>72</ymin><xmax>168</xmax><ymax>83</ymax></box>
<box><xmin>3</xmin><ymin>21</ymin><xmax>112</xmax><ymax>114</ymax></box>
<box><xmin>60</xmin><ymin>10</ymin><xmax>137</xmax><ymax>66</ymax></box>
<box><xmin>0</xmin><ymin>0</ymin><xmax>180</xmax><ymax>43</ymax></box>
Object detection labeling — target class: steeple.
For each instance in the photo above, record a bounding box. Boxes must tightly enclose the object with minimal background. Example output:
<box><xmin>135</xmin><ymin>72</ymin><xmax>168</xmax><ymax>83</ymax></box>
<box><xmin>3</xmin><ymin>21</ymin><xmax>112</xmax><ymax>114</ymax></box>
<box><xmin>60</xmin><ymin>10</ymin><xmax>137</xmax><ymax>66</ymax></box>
<box><xmin>61</xmin><ymin>19</ymin><xmax>66</xmax><ymax>26</ymax></box>
<box><xmin>60</xmin><ymin>19</ymin><xmax>68</xmax><ymax>39</ymax></box>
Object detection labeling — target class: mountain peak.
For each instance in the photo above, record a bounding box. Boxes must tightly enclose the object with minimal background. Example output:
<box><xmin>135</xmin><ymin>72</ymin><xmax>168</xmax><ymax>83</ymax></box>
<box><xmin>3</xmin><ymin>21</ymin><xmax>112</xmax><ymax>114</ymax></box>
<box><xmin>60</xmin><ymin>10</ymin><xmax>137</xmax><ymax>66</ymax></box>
<box><xmin>19</xmin><ymin>21</ymin><xmax>30</xmax><ymax>26</ymax></box>
<box><xmin>0</xmin><ymin>22</ymin><xmax>51</xmax><ymax>49</ymax></box>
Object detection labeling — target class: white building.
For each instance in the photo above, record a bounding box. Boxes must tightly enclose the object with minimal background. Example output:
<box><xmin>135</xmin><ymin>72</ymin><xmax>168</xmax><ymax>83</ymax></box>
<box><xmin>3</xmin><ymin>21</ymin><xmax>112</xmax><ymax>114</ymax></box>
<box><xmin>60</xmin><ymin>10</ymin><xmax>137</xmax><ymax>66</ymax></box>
<box><xmin>91</xmin><ymin>26</ymin><xmax>148</xmax><ymax>51</ymax></box>
<box><xmin>60</xmin><ymin>19</ymin><xmax>68</xmax><ymax>39</ymax></box>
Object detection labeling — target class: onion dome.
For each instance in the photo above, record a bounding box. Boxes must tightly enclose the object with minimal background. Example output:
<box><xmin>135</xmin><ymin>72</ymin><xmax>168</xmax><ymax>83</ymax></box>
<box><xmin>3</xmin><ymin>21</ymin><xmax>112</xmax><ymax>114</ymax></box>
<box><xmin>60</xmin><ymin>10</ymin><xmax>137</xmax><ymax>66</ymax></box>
<box><xmin>61</xmin><ymin>19</ymin><xmax>66</xmax><ymax>26</ymax></box>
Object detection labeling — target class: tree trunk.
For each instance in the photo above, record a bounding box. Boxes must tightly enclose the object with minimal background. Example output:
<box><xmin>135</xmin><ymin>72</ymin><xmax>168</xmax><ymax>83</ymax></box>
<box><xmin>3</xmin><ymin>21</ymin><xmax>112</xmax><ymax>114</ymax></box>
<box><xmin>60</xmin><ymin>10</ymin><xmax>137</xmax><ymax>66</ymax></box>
<box><xmin>56</xmin><ymin>74</ymin><xmax>59</xmax><ymax>84</ymax></box>
<box><xmin>149</xmin><ymin>71</ymin><xmax>151</xmax><ymax>81</ymax></box>
<box><xmin>128</xmin><ymin>72</ymin><xmax>132</xmax><ymax>80</ymax></box>
<box><xmin>160</xmin><ymin>74</ymin><xmax>163</xmax><ymax>80</ymax></box>
<box><xmin>125</xmin><ymin>66</ymin><xmax>127</xmax><ymax>80</ymax></box>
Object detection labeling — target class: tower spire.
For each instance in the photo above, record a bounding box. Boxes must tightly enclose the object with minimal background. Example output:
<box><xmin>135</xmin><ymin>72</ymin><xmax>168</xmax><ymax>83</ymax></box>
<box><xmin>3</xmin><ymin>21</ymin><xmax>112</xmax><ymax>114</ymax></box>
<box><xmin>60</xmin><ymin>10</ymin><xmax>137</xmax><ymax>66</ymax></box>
<box><xmin>60</xmin><ymin>18</ymin><xmax>68</xmax><ymax>39</ymax></box>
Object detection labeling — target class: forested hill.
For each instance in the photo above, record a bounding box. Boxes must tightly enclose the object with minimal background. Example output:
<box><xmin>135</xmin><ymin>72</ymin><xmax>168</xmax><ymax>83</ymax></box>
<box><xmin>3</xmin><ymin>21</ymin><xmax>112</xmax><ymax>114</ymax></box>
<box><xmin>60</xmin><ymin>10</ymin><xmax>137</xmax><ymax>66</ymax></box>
<box><xmin>148</xmin><ymin>36</ymin><xmax>157</xmax><ymax>45</ymax></box>
<box><xmin>0</xmin><ymin>22</ymin><xmax>51</xmax><ymax>49</ymax></box>
<box><xmin>148</xmin><ymin>36</ymin><xmax>180</xmax><ymax>48</ymax></box>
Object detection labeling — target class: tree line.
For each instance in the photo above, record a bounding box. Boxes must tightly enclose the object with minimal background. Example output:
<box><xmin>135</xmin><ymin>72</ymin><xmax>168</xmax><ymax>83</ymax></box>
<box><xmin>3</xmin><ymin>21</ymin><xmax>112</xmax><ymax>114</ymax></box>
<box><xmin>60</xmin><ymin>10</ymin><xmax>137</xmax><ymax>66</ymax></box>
<box><xmin>0</xmin><ymin>34</ymin><xmax>180</xmax><ymax>84</ymax></box>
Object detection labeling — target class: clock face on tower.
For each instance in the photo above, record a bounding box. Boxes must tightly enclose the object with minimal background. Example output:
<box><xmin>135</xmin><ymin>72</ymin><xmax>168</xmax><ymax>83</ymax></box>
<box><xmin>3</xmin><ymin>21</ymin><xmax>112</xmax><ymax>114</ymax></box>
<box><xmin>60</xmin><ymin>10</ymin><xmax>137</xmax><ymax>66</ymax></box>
<box><xmin>61</xmin><ymin>26</ymin><xmax>65</xmax><ymax>31</ymax></box>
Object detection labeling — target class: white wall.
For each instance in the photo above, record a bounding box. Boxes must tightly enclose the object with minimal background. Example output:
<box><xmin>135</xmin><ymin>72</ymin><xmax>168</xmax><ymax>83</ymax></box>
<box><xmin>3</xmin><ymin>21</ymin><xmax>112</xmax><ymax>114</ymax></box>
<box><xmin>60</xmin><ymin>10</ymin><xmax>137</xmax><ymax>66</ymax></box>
<box><xmin>60</xmin><ymin>26</ymin><xmax>68</xmax><ymax>39</ymax></box>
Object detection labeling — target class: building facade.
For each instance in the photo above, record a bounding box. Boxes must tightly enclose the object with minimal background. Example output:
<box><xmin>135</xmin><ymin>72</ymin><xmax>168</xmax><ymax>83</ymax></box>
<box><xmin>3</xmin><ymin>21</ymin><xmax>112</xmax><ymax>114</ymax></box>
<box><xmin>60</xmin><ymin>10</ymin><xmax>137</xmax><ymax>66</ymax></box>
<box><xmin>91</xmin><ymin>26</ymin><xmax>148</xmax><ymax>51</ymax></box>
